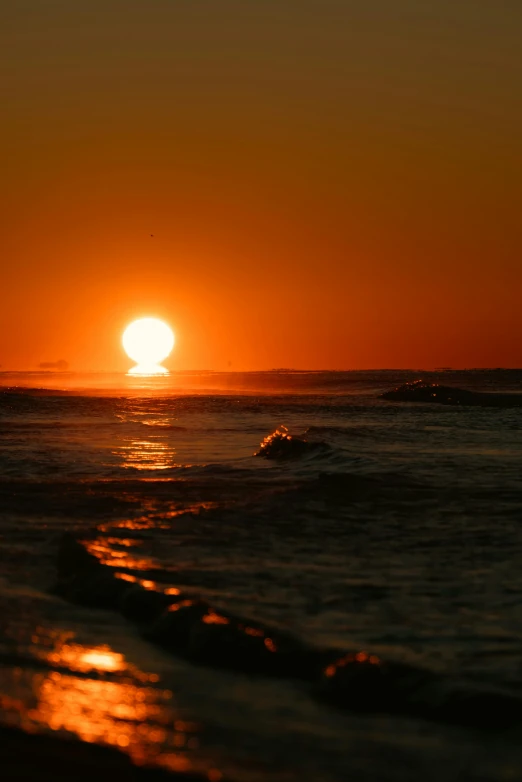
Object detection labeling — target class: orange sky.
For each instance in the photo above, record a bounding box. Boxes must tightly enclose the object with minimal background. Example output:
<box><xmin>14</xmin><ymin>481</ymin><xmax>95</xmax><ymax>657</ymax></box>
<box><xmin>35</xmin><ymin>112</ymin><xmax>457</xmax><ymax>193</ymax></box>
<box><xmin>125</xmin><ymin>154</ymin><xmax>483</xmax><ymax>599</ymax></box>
<box><xmin>2</xmin><ymin>1</ymin><xmax>521</xmax><ymax>371</ymax></box>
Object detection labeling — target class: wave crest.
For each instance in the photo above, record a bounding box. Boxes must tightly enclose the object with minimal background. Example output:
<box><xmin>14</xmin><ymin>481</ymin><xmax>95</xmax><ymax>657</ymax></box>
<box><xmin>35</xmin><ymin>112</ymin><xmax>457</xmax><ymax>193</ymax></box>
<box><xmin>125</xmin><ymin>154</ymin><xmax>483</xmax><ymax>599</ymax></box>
<box><xmin>255</xmin><ymin>427</ymin><xmax>330</xmax><ymax>460</ymax></box>
<box><xmin>54</xmin><ymin>532</ymin><xmax>522</xmax><ymax>728</ymax></box>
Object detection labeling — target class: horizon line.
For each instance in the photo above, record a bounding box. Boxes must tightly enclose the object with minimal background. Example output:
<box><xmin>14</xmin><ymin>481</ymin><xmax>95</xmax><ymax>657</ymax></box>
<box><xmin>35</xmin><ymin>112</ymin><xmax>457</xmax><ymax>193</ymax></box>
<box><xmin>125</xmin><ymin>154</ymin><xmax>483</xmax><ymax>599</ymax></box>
<box><xmin>1</xmin><ymin>367</ymin><xmax>522</xmax><ymax>375</ymax></box>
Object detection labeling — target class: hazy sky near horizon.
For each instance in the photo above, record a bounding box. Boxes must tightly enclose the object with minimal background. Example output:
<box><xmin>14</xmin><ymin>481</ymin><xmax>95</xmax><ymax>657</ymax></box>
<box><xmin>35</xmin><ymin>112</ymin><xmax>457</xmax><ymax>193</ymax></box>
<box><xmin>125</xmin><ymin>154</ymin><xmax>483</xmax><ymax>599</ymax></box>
<box><xmin>2</xmin><ymin>1</ymin><xmax>521</xmax><ymax>370</ymax></box>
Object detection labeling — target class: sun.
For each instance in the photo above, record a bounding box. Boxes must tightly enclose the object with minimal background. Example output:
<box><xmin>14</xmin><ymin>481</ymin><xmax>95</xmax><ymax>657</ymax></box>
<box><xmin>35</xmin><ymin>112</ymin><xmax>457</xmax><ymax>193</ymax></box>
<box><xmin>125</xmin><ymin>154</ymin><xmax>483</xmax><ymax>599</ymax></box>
<box><xmin>122</xmin><ymin>318</ymin><xmax>175</xmax><ymax>375</ymax></box>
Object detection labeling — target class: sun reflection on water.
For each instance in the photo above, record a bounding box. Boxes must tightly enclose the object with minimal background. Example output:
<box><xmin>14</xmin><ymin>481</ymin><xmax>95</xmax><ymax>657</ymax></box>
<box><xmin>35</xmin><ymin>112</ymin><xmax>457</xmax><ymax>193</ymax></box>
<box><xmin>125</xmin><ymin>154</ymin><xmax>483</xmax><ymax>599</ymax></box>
<box><xmin>29</xmin><ymin>672</ymin><xmax>170</xmax><ymax>750</ymax></box>
<box><xmin>83</xmin><ymin>539</ymin><xmax>155</xmax><ymax>570</ymax></box>
<box><xmin>114</xmin><ymin>572</ymin><xmax>181</xmax><ymax>595</ymax></box>
<box><xmin>86</xmin><ymin>504</ymin><xmax>217</xmax><ymax>579</ymax></box>
<box><xmin>46</xmin><ymin>645</ymin><xmax>126</xmax><ymax>674</ymax></box>
<box><xmin>0</xmin><ymin>635</ymin><xmax>221</xmax><ymax>777</ymax></box>
<box><xmin>116</xmin><ymin>438</ymin><xmax>177</xmax><ymax>471</ymax></box>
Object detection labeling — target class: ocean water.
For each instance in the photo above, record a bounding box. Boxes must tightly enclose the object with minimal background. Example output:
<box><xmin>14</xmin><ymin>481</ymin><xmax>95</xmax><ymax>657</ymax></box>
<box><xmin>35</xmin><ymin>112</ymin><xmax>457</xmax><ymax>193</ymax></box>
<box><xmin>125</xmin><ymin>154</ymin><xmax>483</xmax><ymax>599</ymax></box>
<box><xmin>1</xmin><ymin>369</ymin><xmax>522</xmax><ymax>781</ymax></box>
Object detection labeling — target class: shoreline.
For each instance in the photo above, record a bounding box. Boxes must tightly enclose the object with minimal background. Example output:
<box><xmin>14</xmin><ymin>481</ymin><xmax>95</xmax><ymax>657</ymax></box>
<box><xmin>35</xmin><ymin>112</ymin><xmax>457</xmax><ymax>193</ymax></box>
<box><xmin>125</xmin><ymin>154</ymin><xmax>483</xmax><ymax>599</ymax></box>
<box><xmin>0</xmin><ymin>723</ymin><xmax>224</xmax><ymax>781</ymax></box>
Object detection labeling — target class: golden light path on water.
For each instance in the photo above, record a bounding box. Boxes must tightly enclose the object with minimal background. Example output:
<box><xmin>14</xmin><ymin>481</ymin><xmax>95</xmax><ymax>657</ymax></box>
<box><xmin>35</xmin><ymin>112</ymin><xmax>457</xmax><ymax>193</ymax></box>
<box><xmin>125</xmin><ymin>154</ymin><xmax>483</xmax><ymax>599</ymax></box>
<box><xmin>0</xmin><ymin>400</ymin><xmax>228</xmax><ymax>779</ymax></box>
<box><xmin>116</xmin><ymin>438</ymin><xmax>178</xmax><ymax>471</ymax></box>
<box><xmin>0</xmin><ymin>630</ymin><xmax>222</xmax><ymax>780</ymax></box>
<box><xmin>113</xmin><ymin>400</ymin><xmax>181</xmax><ymax>471</ymax></box>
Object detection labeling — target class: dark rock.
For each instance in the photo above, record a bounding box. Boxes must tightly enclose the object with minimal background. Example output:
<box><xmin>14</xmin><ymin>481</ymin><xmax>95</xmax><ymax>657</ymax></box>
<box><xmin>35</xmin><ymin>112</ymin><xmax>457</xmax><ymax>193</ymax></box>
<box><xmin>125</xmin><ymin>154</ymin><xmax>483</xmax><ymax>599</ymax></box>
<box><xmin>57</xmin><ymin>532</ymin><xmax>100</xmax><ymax>577</ymax></box>
<box><xmin>143</xmin><ymin>601</ymin><xmax>210</xmax><ymax>653</ymax></box>
<box><xmin>119</xmin><ymin>586</ymin><xmax>181</xmax><ymax>623</ymax></box>
<box><xmin>380</xmin><ymin>380</ymin><xmax>522</xmax><ymax>407</ymax></box>
<box><xmin>67</xmin><ymin>570</ymin><xmax>133</xmax><ymax>609</ymax></box>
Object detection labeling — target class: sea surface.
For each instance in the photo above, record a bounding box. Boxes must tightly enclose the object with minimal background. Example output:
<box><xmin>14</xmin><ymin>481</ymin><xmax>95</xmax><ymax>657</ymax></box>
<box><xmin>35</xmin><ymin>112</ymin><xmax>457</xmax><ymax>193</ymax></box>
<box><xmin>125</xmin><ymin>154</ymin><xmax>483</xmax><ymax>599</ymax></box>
<box><xmin>1</xmin><ymin>369</ymin><xmax>522</xmax><ymax>781</ymax></box>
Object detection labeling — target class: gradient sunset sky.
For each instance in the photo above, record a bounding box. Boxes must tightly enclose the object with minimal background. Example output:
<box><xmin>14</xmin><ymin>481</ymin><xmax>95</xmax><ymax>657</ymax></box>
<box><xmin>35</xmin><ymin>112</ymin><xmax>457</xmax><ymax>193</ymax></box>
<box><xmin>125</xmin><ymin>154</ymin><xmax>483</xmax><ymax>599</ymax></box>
<box><xmin>2</xmin><ymin>1</ymin><xmax>521</xmax><ymax>371</ymax></box>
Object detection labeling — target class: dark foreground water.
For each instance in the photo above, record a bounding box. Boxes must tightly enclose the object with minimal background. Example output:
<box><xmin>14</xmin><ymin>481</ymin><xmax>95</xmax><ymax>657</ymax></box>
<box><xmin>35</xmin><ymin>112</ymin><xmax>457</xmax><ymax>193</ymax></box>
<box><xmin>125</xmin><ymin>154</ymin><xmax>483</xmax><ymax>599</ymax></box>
<box><xmin>1</xmin><ymin>369</ymin><xmax>522</xmax><ymax>781</ymax></box>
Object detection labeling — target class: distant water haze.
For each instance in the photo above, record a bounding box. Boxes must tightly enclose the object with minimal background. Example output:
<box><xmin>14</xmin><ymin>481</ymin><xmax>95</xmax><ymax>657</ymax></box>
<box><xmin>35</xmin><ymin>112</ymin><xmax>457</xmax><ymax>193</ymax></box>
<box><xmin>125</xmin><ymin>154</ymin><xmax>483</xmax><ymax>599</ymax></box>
<box><xmin>1</xmin><ymin>368</ymin><xmax>522</xmax><ymax>396</ymax></box>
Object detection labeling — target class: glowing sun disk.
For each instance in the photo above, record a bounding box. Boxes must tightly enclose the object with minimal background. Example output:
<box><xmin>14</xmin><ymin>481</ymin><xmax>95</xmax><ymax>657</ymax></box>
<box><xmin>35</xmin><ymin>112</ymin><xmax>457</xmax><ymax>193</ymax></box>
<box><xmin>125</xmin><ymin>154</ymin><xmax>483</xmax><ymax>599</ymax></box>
<box><xmin>122</xmin><ymin>318</ymin><xmax>175</xmax><ymax>375</ymax></box>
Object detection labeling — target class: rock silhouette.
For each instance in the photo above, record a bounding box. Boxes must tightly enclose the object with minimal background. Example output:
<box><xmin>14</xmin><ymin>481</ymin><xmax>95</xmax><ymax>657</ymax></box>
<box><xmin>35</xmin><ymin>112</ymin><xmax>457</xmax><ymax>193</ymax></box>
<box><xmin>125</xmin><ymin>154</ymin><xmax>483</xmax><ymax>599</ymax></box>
<box><xmin>381</xmin><ymin>380</ymin><xmax>522</xmax><ymax>407</ymax></box>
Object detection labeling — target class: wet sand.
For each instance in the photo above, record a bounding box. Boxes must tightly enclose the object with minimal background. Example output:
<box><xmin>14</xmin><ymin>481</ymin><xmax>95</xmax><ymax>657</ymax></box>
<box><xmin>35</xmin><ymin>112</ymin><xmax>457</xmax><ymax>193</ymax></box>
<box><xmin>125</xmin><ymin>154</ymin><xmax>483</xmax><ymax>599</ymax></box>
<box><xmin>0</xmin><ymin>723</ymin><xmax>223</xmax><ymax>781</ymax></box>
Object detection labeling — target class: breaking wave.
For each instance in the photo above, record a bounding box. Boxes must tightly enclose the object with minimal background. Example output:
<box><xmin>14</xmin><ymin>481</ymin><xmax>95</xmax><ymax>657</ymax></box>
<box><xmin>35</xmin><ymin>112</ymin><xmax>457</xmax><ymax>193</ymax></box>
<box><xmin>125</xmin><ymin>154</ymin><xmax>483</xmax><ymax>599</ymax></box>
<box><xmin>54</xmin><ymin>532</ymin><xmax>522</xmax><ymax>730</ymax></box>
<box><xmin>255</xmin><ymin>427</ymin><xmax>331</xmax><ymax>461</ymax></box>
